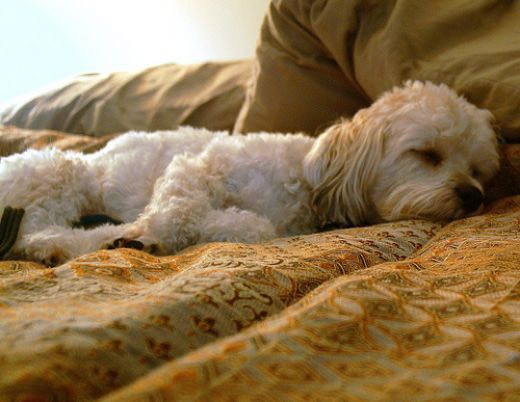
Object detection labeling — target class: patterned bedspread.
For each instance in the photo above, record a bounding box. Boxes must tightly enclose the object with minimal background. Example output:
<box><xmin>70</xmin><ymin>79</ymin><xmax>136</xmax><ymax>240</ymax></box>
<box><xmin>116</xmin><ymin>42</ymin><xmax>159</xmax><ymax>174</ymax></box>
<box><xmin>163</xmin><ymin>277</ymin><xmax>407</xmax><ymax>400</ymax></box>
<box><xmin>0</xmin><ymin>126</ymin><xmax>519</xmax><ymax>401</ymax></box>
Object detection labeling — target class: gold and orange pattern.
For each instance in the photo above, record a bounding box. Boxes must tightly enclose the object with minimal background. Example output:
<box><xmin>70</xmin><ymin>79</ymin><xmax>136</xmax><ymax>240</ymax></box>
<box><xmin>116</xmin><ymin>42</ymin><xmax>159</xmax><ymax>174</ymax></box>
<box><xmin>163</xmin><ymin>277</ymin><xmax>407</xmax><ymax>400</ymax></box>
<box><xmin>0</xmin><ymin>129</ymin><xmax>519</xmax><ymax>401</ymax></box>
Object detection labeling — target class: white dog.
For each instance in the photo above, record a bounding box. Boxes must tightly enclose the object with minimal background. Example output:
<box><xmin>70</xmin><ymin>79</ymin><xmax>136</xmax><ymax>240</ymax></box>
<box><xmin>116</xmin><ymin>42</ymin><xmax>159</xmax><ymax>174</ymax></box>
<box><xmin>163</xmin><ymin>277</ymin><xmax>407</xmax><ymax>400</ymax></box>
<box><xmin>0</xmin><ymin>81</ymin><xmax>500</xmax><ymax>265</ymax></box>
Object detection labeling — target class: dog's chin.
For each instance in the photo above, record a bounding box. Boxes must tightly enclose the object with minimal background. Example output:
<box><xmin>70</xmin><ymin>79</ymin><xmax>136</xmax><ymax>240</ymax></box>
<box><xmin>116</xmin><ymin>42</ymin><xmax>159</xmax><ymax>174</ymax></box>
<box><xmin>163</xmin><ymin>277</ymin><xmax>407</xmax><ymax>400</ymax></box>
<box><xmin>374</xmin><ymin>187</ymin><xmax>473</xmax><ymax>223</ymax></box>
<box><xmin>464</xmin><ymin>203</ymin><xmax>485</xmax><ymax>218</ymax></box>
<box><xmin>379</xmin><ymin>206</ymin><xmax>463</xmax><ymax>223</ymax></box>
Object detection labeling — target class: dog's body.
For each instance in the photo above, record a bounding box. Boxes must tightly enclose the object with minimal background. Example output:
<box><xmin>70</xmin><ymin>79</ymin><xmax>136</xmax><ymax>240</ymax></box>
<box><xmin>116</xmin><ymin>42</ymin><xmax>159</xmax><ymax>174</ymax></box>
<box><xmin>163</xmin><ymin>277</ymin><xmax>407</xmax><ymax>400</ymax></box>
<box><xmin>0</xmin><ymin>82</ymin><xmax>500</xmax><ymax>264</ymax></box>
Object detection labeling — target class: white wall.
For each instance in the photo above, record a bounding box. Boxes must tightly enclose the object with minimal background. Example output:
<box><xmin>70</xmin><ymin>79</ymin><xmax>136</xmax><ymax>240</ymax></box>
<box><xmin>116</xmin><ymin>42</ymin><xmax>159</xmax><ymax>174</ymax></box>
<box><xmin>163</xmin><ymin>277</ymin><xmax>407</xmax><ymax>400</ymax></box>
<box><xmin>0</xmin><ymin>0</ymin><xmax>270</xmax><ymax>102</ymax></box>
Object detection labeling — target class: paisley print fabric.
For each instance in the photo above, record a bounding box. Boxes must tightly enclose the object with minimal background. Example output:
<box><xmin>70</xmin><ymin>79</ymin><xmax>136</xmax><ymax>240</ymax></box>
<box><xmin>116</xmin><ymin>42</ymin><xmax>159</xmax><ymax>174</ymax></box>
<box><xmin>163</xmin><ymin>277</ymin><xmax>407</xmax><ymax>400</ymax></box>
<box><xmin>0</xmin><ymin>128</ymin><xmax>519</xmax><ymax>401</ymax></box>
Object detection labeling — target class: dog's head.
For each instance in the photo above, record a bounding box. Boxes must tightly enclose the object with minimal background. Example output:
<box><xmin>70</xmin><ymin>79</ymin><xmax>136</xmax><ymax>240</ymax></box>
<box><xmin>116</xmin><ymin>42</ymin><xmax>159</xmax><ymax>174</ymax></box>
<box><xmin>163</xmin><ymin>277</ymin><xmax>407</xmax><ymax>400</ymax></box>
<box><xmin>304</xmin><ymin>81</ymin><xmax>500</xmax><ymax>226</ymax></box>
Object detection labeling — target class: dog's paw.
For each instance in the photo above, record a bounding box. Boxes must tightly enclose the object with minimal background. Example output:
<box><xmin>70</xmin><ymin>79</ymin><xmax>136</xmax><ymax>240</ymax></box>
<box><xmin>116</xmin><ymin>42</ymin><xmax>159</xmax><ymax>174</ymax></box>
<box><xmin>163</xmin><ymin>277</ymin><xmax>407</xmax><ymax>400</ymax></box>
<box><xmin>108</xmin><ymin>238</ymin><xmax>145</xmax><ymax>250</ymax></box>
<box><xmin>22</xmin><ymin>246</ymin><xmax>70</xmax><ymax>267</ymax></box>
<box><xmin>106</xmin><ymin>238</ymin><xmax>159</xmax><ymax>254</ymax></box>
<box><xmin>41</xmin><ymin>250</ymin><xmax>68</xmax><ymax>267</ymax></box>
<box><xmin>19</xmin><ymin>236</ymin><xmax>71</xmax><ymax>267</ymax></box>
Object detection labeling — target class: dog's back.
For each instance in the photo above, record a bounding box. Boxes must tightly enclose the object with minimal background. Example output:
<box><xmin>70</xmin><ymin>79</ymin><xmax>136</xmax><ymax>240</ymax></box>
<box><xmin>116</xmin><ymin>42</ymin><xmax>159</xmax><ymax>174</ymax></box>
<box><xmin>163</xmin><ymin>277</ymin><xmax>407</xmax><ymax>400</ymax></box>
<box><xmin>87</xmin><ymin>127</ymin><xmax>222</xmax><ymax>222</ymax></box>
<box><xmin>87</xmin><ymin>127</ymin><xmax>318</xmax><ymax>235</ymax></box>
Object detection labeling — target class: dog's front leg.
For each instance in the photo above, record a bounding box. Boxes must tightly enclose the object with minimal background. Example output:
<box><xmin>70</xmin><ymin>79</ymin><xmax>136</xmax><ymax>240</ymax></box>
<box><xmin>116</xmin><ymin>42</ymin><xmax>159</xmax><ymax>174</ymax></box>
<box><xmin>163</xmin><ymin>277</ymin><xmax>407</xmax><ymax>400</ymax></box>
<box><xmin>114</xmin><ymin>155</ymin><xmax>216</xmax><ymax>254</ymax></box>
<box><xmin>14</xmin><ymin>223</ymin><xmax>133</xmax><ymax>266</ymax></box>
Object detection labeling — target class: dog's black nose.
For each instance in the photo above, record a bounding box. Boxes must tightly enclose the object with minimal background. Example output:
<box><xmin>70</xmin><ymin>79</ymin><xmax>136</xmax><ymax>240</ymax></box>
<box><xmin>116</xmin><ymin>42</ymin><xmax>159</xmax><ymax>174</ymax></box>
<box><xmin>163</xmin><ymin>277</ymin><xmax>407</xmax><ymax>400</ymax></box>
<box><xmin>455</xmin><ymin>185</ymin><xmax>483</xmax><ymax>213</ymax></box>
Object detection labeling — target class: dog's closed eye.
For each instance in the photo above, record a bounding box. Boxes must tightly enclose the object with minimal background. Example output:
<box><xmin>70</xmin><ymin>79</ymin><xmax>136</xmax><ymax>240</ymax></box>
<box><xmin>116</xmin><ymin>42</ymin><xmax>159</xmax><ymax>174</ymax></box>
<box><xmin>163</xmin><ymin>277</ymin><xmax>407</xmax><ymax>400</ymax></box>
<box><xmin>470</xmin><ymin>167</ymin><xmax>484</xmax><ymax>179</ymax></box>
<box><xmin>411</xmin><ymin>149</ymin><xmax>443</xmax><ymax>167</ymax></box>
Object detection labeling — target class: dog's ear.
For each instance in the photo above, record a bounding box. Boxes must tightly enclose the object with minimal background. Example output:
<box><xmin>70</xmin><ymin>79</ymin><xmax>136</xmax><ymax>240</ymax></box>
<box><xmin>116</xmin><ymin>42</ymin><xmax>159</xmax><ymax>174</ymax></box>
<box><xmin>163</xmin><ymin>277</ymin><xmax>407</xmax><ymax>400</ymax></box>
<box><xmin>303</xmin><ymin>113</ymin><xmax>386</xmax><ymax>226</ymax></box>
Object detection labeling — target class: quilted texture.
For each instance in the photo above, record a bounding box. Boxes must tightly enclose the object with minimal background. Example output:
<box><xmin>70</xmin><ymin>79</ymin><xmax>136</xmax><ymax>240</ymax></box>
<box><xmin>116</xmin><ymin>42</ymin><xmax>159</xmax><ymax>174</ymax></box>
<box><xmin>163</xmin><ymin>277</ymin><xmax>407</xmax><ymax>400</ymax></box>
<box><xmin>0</xmin><ymin>220</ymin><xmax>439</xmax><ymax>400</ymax></box>
<box><xmin>0</xmin><ymin>128</ymin><xmax>519</xmax><ymax>401</ymax></box>
<box><xmin>102</xmin><ymin>198</ymin><xmax>520</xmax><ymax>402</ymax></box>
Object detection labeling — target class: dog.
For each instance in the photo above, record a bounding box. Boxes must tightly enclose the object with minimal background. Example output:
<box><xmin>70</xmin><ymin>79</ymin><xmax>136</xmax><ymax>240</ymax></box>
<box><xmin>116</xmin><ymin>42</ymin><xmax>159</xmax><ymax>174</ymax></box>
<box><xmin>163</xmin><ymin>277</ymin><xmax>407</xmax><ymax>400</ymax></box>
<box><xmin>0</xmin><ymin>81</ymin><xmax>500</xmax><ymax>265</ymax></box>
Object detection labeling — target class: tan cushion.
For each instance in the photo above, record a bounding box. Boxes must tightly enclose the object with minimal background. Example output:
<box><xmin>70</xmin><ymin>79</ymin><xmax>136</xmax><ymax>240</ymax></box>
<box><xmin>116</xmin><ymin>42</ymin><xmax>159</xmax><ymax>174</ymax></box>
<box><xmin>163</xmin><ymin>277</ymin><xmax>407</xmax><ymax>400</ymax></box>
<box><xmin>0</xmin><ymin>126</ymin><xmax>117</xmax><ymax>156</ymax></box>
<box><xmin>235</xmin><ymin>0</ymin><xmax>520</xmax><ymax>141</ymax></box>
<box><xmin>1</xmin><ymin>61</ymin><xmax>253</xmax><ymax>136</ymax></box>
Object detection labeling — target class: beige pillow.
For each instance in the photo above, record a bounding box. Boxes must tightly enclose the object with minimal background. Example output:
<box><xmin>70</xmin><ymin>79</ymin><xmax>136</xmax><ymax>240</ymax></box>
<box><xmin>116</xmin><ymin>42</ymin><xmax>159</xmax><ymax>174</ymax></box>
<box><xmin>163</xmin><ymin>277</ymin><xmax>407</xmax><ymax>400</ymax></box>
<box><xmin>235</xmin><ymin>0</ymin><xmax>520</xmax><ymax>141</ymax></box>
<box><xmin>1</xmin><ymin>61</ymin><xmax>252</xmax><ymax>136</ymax></box>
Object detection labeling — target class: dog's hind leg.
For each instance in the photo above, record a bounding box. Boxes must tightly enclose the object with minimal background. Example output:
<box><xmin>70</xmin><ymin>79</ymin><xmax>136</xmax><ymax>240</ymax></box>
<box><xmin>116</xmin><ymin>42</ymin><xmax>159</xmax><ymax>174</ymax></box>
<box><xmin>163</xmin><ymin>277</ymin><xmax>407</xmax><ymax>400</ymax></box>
<box><xmin>197</xmin><ymin>207</ymin><xmax>277</xmax><ymax>244</ymax></box>
<box><xmin>0</xmin><ymin>148</ymin><xmax>102</xmax><ymax>259</ymax></box>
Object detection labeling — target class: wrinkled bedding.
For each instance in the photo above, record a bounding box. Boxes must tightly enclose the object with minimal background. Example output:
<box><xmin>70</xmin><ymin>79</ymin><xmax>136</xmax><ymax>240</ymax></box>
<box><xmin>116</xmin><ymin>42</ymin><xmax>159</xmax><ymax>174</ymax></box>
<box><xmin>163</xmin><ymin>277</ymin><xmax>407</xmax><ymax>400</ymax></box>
<box><xmin>2</xmin><ymin>1</ymin><xmax>520</xmax><ymax>399</ymax></box>
<box><xmin>0</xmin><ymin>126</ymin><xmax>519</xmax><ymax>401</ymax></box>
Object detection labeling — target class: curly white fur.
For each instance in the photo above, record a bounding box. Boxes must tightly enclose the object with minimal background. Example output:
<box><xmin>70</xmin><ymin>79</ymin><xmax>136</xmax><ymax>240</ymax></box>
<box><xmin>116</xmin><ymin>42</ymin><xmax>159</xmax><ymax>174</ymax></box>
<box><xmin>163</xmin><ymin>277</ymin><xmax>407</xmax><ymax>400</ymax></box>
<box><xmin>0</xmin><ymin>81</ymin><xmax>500</xmax><ymax>264</ymax></box>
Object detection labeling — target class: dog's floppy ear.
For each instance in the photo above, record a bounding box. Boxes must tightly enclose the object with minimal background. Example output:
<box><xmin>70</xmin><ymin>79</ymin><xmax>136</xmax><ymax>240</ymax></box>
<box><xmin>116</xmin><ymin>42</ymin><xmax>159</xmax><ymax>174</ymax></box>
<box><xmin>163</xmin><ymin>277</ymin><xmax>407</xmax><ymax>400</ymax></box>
<box><xmin>303</xmin><ymin>113</ymin><xmax>386</xmax><ymax>226</ymax></box>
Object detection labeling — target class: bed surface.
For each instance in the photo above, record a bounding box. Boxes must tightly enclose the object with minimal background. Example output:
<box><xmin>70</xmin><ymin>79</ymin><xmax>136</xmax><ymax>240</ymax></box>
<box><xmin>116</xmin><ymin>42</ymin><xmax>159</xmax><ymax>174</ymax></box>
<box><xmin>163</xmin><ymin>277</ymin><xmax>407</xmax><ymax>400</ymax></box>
<box><xmin>1</xmin><ymin>1</ymin><xmax>520</xmax><ymax>399</ymax></box>
<box><xmin>0</xmin><ymin>126</ymin><xmax>519</xmax><ymax>400</ymax></box>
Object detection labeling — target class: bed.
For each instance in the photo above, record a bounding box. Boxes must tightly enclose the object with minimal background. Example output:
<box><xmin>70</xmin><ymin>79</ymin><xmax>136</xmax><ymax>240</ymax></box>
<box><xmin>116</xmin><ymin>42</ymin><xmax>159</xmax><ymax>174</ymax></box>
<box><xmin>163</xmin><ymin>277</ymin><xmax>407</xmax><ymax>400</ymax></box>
<box><xmin>1</xmin><ymin>1</ymin><xmax>520</xmax><ymax>400</ymax></box>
